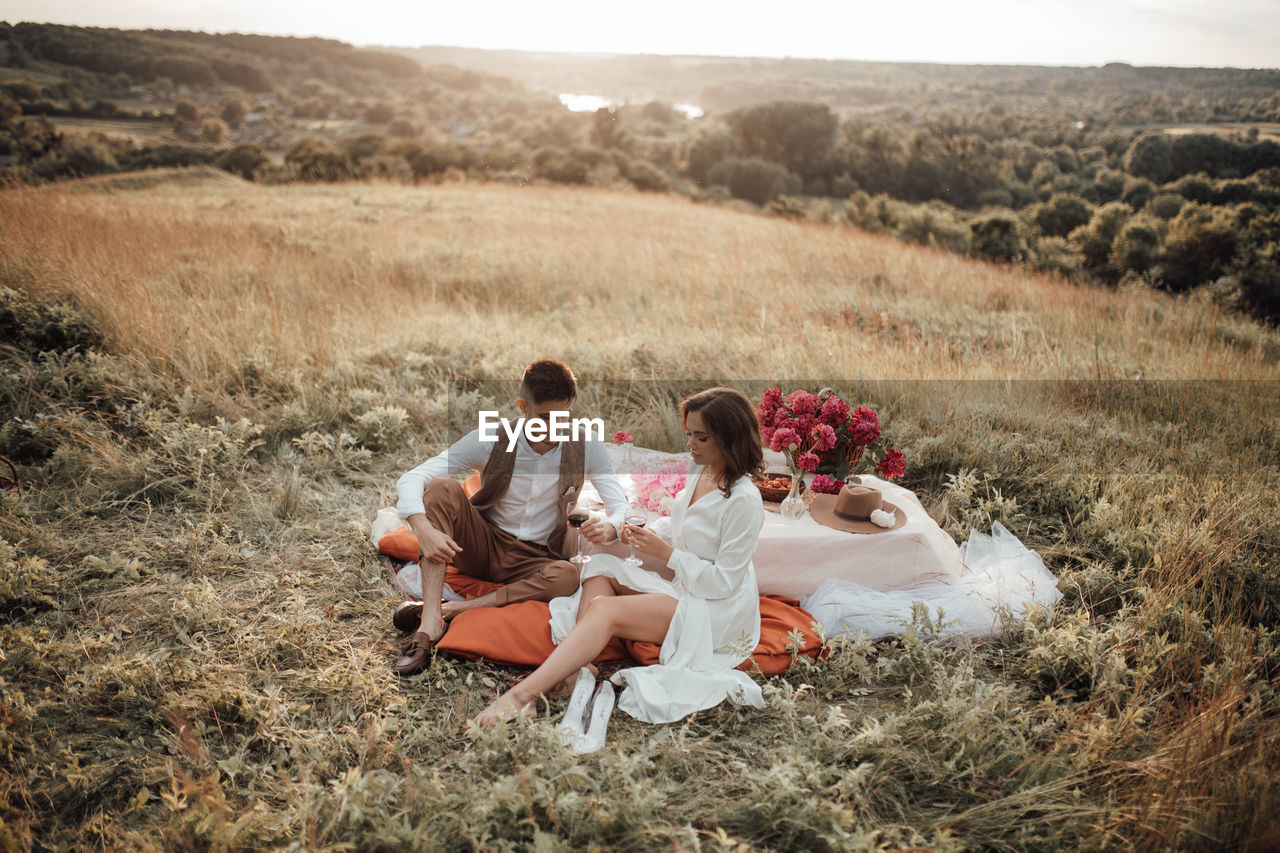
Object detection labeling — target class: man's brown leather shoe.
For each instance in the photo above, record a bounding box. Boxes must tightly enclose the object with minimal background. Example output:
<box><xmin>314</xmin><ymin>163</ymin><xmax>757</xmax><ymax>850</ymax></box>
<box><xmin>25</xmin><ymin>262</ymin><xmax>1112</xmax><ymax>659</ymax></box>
<box><xmin>394</xmin><ymin>632</ymin><xmax>434</xmax><ymax>677</ymax></box>
<box><xmin>392</xmin><ymin>601</ymin><xmax>424</xmax><ymax>633</ymax></box>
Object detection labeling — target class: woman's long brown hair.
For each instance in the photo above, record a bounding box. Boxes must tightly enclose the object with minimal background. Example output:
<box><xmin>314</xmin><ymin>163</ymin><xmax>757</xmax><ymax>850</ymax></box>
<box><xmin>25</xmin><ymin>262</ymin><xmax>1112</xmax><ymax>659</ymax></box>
<box><xmin>681</xmin><ymin>387</ymin><xmax>765</xmax><ymax>498</ymax></box>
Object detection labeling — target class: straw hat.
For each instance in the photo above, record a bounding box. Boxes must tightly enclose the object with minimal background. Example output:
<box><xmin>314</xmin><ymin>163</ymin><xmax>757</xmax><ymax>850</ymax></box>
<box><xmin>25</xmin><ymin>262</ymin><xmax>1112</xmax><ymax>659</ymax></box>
<box><xmin>808</xmin><ymin>484</ymin><xmax>906</xmax><ymax>534</ymax></box>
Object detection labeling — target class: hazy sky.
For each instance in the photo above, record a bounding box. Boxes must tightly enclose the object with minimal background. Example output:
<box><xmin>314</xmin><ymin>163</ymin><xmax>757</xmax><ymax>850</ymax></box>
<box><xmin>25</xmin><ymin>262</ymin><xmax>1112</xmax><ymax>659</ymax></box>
<box><xmin>6</xmin><ymin>0</ymin><xmax>1279</xmax><ymax>68</ymax></box>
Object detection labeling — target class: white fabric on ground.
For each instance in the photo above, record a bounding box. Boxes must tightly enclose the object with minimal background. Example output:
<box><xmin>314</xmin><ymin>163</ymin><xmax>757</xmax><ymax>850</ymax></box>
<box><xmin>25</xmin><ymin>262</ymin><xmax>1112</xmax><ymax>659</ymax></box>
<box><xmin>800</xmin><ymin>521</ymin><xmax>1063</xmax><ymax>640</ymax></box>
<box><xmin>388</xmin><ymin>561</ymin><xmax>464</xmax><ymax>602</ymax></box>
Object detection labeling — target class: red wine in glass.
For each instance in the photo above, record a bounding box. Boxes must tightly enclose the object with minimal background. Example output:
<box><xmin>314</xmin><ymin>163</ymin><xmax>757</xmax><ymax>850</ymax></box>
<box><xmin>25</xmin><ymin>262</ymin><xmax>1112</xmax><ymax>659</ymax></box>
<box><xmin>568</xmin><ymin>511</ymin><xmax>591</xmax><ymax>564</ymax></box>
<box><xmin>623</xmin><ymin>513</ymin><xmax>646</xmax><ymax>566</ymax></box>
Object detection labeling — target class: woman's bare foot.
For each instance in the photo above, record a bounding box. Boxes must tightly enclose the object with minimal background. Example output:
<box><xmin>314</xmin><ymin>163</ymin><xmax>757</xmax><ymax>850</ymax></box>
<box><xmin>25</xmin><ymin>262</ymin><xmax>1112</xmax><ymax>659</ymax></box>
<box><xmin>470</xmin><ymin>685</ymin><xmax>537</xmax><ymax>727</ymax></box>
<box><xmin>548</xmin><ymin>664</ymin><xmax>598</xmax><ymax>700</ymax></box>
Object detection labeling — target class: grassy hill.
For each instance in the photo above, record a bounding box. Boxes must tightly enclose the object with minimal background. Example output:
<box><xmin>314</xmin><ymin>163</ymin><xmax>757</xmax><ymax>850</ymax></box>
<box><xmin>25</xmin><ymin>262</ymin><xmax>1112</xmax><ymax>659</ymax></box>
<box><xmin>1</xmin><ymin>174</ymin><xmax>1278</xmax><ymax>850</ymax></box>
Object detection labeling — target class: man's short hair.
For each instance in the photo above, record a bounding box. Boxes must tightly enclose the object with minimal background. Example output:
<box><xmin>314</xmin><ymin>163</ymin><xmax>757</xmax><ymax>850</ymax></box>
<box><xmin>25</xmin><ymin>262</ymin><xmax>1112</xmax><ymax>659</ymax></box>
<box><xmin>519</xmin><ymin>359</ymin><xmax>577</xmax><ymax>404</ymax></box>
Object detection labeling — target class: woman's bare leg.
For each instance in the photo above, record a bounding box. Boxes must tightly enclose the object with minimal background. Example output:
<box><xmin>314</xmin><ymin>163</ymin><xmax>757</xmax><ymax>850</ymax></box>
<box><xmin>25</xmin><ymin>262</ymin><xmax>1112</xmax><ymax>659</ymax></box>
<box><xmin>576</xmin><ymin>574</ymin><xmax>616</xmax><ymax>623</ymax></box>
<box><xmin>539</xmin><ymin>575</ymin><xmax>635</xmax><ymax>697</ymax></box>
<box><xmin>472</xmin><ymin>593</ymin><xmax>677</xmax><ymax>725</ymax></box>
<box><xmin>575</xmin><ymin>574</ymin><xmax>644</xmax><ymax>621</ymax></box>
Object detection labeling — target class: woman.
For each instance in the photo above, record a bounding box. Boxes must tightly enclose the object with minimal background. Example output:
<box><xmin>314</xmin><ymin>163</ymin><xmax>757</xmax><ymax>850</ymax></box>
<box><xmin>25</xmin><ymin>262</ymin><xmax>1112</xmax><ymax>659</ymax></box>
<box><xmin>473</xmin><ymin>386</ymin><xmax>767</xmax><ymax>725</ymax></box>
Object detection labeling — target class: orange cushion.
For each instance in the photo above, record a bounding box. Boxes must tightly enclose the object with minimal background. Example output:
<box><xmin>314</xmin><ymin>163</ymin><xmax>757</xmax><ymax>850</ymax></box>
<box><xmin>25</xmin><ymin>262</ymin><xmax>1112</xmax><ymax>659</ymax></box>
<box><xmin>378</xmin><ymin>524</ymin><xmax>421</xmax><ymax>561</ymax></box>
<box><xmin>623</xmin><ymin>595</ymin><xmax>824</xmax><ymax>675</ymax></box>
<box><xmin>435</xmin><ymin>592</ymin><xmax>632</xmax><ymax>666</ymax></box>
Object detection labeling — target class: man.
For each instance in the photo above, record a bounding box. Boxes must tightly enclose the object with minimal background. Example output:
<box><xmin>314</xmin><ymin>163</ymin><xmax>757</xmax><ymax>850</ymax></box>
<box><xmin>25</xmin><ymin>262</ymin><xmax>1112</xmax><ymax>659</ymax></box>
<box><xmin>391</xmin><ymin>359</ymin><xmax>630</xmax><ymax>676</ymax></box>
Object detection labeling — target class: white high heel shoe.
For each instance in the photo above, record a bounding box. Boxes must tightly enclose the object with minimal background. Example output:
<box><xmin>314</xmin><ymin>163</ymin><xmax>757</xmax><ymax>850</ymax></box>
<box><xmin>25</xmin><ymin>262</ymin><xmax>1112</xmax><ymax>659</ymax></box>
<box><xmin>558</xmin><ymin>668</ymin><xmax>596</xmax><ymax>748</ymax></box>
<box><xmin>578</xmin><ymin>680</ymin><xmax>615</xmax><ymax>754</ymax></box>
<box><xmin>558</xmin><ymin>670</ymin><xmax>616</xmax><ymax>755</ymax></box>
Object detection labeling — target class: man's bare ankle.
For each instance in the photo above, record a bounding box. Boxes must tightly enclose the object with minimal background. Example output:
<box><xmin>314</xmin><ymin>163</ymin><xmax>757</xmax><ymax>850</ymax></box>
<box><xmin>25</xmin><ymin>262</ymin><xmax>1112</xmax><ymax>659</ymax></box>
<box><xmin>416</xmin><ymin>612</ymin><xmax>446</xmax><ymax>639</ymax></box>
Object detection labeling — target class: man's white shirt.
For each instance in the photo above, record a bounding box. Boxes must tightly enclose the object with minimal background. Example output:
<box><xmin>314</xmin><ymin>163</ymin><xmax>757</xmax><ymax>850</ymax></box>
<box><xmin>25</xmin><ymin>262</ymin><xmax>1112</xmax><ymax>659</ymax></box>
<box><xmin>396</xmin><ymin>424</ymin><xmax>630</xmax><ymax>546</ymax></box>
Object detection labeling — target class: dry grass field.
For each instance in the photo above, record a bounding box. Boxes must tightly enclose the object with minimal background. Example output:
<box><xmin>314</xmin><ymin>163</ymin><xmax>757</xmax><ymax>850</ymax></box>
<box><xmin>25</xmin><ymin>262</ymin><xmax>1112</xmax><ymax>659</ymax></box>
<box><xmin>1</xmin><ymin>170</ymin><xmax>1278</xmax><ymax>851</ymax></box>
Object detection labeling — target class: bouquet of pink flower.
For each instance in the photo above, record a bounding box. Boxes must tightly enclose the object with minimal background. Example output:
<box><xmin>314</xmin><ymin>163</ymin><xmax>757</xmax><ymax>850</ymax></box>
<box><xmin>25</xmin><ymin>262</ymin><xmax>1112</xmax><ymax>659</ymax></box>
<box><xmin>758</xmin><ymin>387</ymin><xmax>906</xmax><ymax>487</ymax></box>
<box><xmin>630</xmin><ymin>456</ymin><xmax>690</xmax><ymax>516</ymax></box>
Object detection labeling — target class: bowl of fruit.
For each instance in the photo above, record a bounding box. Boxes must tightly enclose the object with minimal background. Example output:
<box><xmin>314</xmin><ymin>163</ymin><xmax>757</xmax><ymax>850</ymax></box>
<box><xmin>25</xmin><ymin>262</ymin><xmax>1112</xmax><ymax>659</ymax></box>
<box><xmin>753</xmin><ymin>472</ymin><xmax>804</xmax><ymax>503</ymax></box>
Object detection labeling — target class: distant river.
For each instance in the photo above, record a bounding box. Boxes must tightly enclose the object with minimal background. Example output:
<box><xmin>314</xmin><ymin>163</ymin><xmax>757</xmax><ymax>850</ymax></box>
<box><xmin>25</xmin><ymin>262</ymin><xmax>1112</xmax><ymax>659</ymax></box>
<box><xmin>558</xmin><ymin>93</ymin><xmax>703</xmax><ymax>119</ymax></box>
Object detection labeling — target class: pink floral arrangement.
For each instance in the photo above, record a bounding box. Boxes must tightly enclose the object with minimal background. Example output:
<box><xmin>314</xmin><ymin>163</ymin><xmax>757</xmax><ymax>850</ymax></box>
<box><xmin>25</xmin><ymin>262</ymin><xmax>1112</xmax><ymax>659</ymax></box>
<box><xmin>611</xmin><ymin>429</ymin><xmax>634</xmax><ymax>444</ymax></box>
<box><xmin>630</xmin><ymin>456</ymin><xmax>690</xmax><ymax>515</ymax></box>
<box><xmin>758</xmin><ymin>387</ymin><xmax>906</xmax><ymax>482</ymax></box>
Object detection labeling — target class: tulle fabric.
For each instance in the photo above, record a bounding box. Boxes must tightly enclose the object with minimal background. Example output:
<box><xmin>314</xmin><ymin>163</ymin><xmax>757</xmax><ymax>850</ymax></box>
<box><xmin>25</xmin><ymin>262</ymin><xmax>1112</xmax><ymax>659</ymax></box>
<box><xmin>800</xmin><ymin>522</ymin><xmax>1063</xmax><ymax>640</ymax></box>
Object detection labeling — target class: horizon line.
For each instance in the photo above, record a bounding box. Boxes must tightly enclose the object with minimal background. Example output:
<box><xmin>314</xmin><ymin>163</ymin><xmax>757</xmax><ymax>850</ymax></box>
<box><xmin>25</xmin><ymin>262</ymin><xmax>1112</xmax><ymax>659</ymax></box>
<box><xmin>5</xmin><ymin>19</ymin><xmax>1278</xmax><ymax>74</ymax></box>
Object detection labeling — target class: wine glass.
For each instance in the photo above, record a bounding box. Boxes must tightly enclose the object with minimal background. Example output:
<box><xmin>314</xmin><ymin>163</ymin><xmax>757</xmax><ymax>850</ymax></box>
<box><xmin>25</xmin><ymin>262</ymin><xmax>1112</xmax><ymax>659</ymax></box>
<box><xmin>568</xmin><ymin>508</ymin><xmax>592</xmax><ymax>565</ymax></box>
<box><xmin>622</xmin><ymin>507</ymin><xmax>647</xmax><ymax>567</ymax></box>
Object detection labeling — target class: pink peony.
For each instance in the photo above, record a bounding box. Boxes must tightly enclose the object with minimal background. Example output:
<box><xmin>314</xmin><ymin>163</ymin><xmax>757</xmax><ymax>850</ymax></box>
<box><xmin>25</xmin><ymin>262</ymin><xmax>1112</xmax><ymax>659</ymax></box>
<box><xmin>810</xmin><ymin>474</ymin><xmax>843</xmax><ymax>494</ymax></box>
<box><xmin>795</xmin><ymin>452</ymin><xmax>820</xmax><ymax>472</ymax></box>
<box><xmin>770</xmin><ymin>426</ymin><xmax>800</xmax><ymax>453</ymax></box>
<box><xmin>631</xmin><ymin>456</ymin><xmax>690</xmax><ymax>514</ymax></box>
<box><xmin>760</xmin><ymin>424</ymin><xmax>776</xmax><ymax>444</ymax></box>
<box><xmin>611</xmin><ymin>429</ymin><xmax>633</xmax><ymax>444</ymax></box>
<box><xmin>819</xmin><ymin>395</ymin><xmax>851</xmax><ymax>426</ymax></box>
<box><xmin>810</xmin><ymin>423</ymin><xmax>838</xmax><ymax>451</ymax></box>
<box><xmin>772</xmin><ymin>409</ymin><xmax>792</xmax><ymax>429</ymax></box>
<box><xmin>784</xmin><ymin>389</ymin><xmax>817</xmax><ymax>415</ymax></box>
<box><xmin>851</xmin><ymin>418</ymin><xmax>881</xmax><ymax>445</ymax></box>
<box><xmin>875</xmin><ymin>448</ymin><xmax>906</xmax><ymax>479</ymax></box>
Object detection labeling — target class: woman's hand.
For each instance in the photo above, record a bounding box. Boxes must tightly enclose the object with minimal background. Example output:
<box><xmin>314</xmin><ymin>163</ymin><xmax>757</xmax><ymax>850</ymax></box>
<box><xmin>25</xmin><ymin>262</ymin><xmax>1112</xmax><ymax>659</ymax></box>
<box><xmin>621</xmin><ymin>522</ymin><xmax>674</xmax><ymax>565</ymax></box>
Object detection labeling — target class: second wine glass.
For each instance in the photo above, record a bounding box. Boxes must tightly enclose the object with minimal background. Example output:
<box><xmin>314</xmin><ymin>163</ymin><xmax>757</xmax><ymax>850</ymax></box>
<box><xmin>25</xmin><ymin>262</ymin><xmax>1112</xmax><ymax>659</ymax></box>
<box><xmin>622</xmin><ymin>507</ymin><xmax>647</xmax><ymax>567</ymax></box>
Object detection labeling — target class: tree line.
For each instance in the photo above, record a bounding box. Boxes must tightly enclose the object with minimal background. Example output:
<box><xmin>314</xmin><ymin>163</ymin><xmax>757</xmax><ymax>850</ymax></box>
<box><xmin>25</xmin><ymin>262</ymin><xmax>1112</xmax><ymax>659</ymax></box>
<box><xmin>1</xmin><ymin>23</ymin><xmax>1278</xmax><ymax>323</ymax></box>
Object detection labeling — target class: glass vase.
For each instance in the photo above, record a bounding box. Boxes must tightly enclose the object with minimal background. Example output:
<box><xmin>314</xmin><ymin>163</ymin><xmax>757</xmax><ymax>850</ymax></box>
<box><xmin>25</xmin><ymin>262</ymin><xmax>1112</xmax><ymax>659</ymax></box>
<box><xmin>620</xmin><ymin>441</ymin><xmax>635</xmax><ymax>470</ymax></box>
<box><xmin>779</xmin><ymin>472</ymin><xmax>806</xmax><ymax>520</ymax></box>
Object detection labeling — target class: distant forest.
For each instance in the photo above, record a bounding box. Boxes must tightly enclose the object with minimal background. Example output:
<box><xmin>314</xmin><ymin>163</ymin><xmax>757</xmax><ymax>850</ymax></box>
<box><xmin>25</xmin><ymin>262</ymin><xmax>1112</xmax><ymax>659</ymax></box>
<box><xmin>2</xmin><ymin>22</ymin><xmax>1278</xmax><ymax>322</ymax></box>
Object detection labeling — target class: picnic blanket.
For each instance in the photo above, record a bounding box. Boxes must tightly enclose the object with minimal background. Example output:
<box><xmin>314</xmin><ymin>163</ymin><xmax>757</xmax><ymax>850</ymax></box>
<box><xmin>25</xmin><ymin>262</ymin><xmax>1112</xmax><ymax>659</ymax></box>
<box><xmin>372</xmin><ymin>516</ymin><xmax>824</xmax><ymax>673</ymax></box>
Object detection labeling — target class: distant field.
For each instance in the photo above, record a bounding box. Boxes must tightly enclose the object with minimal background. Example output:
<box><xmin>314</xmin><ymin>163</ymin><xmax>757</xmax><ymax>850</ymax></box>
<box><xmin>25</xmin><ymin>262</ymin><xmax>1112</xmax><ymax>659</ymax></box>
<box><xmin>1128</xmin><ymin>121</ymin><xmax>1280</xmax><ymax>141</ymax></box>
<box><xmin>50</xmin><ymin>115</ymin><xmax>174</xmax><ymax>141</ymax></box>
<box><xmin>0</xmin><ymin>60</ymin><xmax>70</xmax><ymax>87</ymax></box>
<box><xmin>294</xmin><ymin>117</ymin><xmax>380</xmax><ymax>137</ymax></box>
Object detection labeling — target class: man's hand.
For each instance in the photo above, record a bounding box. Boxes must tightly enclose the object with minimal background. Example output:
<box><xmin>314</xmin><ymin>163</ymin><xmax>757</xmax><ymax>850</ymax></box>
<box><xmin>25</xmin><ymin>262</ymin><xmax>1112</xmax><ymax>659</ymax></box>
<box><xmin>580</xmin><ymin>516</ymin><xmax>618</xmax><ymax>545</ymax></box>
<box><xmin>408</xmin><ymin>515</ymin><xmax>461</xmax><ymax>565</ymax></box>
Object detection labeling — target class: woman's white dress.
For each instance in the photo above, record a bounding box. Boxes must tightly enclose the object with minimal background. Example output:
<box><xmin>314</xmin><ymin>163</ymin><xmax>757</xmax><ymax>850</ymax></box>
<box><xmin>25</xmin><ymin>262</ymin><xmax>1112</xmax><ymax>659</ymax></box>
<box><xmin>548</xmin><ymin>465</ymin><xmax>766</xmax><ymax>724</ymax></box>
